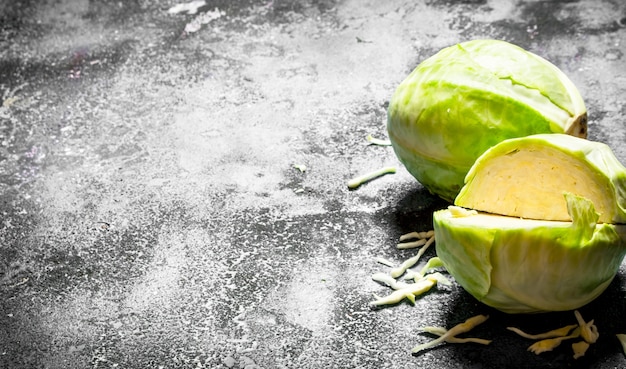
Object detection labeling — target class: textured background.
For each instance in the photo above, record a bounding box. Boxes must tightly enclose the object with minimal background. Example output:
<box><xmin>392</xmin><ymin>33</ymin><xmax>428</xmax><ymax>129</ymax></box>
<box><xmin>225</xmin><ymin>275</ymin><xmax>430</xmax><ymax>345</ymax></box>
<box><xmin>1</xmin><ymin>0</ymin><xmax>626</xmax><ymax>368</ymax></box>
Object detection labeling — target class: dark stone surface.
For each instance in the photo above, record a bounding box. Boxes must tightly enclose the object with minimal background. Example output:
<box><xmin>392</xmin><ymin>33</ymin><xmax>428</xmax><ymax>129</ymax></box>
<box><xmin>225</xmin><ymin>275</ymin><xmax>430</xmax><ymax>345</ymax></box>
<box><xmin>1</xmin><ymin>1</ymin><xmax>626</xmax><ymax>368</ymax></box>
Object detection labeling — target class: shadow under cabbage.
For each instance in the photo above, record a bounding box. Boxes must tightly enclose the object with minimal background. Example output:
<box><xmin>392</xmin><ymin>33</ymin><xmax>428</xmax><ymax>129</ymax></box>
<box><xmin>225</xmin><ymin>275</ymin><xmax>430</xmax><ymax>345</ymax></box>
<box><xmin>434</xmin><ymin>272</ymin><xmax>626</xmax><ymax>369</ymax></box>
<box><xmin>384</xmin><ymin>185</ymin><xmax>449</xmax><ymax>235</ymax></box>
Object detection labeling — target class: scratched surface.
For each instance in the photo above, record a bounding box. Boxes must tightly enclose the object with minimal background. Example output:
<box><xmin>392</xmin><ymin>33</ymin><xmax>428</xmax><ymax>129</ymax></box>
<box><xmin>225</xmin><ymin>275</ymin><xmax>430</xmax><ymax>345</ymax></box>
<box><xmin>1</xmin><ymin>1</ymin><xmax>626</xmax><ymax>368</ymax></box>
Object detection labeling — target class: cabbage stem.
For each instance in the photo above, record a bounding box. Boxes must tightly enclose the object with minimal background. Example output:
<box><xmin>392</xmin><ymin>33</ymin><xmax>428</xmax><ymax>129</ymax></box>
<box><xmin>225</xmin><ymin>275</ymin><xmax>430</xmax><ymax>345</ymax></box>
<box><xmin>398</xmin><ymin>230</ymin><xmax>434</xmax><ymax>248</ymax></box>
<box><xmin>366</xmin><ymin>134</ymin><xmax>392</xmax><ymax>146</ymax></box>
<box><xmin>508</xmin><ymin>310</ymin><xmax>598</xmax><ymax>358</ymax></box>
<box><xmin>572</xmin><ymin>341</ymin><xmax>590</xmax><ymax>359</ymax></box>
<box><xmin>506</xmin><ymin>324</ymin><xmax>578</xmax><ymax>340</ymax></box>
<box><xmin>374</xmin><ymin>257</ymin><xmax>395</xmax><ymax>267</ymax></box>
<box><xmin>399</xmin><ymin>230</ymin><xmax>434</xmax><ymax>241</ymax></box>
<box><xmin>347</xmin><ymin>166</ymin><xmax>396</xmax><ymax>189</ymax></box>
<box><xmin>411</xmin><ymin>314</ymin><xmax>490</xmax><ymax>353</ymax></box>
<box><xmin>421</xmin><ymin>326</ymin><xmax>492</xmax><ymax>345</ymax></box>
<box><xmin>371</xmin><ymin>272</ymin><xmax>409</xmax><ymax>290</ymax></box>
<box><xmin>403</xmin><ymin>256</ymin><xmax>445</xmax><ymax>281</ymax></box>
<box><xmin>574</xmin><ymin>310</ymin><xmax>599</xmax><ymax>344</ymax></box>
<box><xmin>391</xmin><ymin>236</ymin><xmax>435</xmax><ymax>278</ymax></box>
<box><xmin>418</xmin><ymin>257</ymin><xmax>444</xmax><ymax>277</ymax></box>
<box><xmin>292</xmin><ymin>163</ymin><xmax>307</xmax><ymax>172</ymax></box>
<box><xmin>397</xmin><ymin>238</ymin><xmax>427</xmax><ymax>249</ymax></box>
<box><xmin>527</xmin><ymin>331</ymin><xmax>580</xmax><ymax>355</ymax></box>
<box><xmin>370</xmin><ymin>276</ymin><xmax>436</xmax><ymax>306</ymax></box>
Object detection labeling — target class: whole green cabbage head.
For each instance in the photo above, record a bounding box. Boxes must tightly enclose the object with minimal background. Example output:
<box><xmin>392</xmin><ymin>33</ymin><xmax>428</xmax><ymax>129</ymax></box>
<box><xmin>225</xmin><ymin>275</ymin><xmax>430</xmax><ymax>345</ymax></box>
<box><xmin>387</xmin><ymin>39</ymin><xmax>587</xmax><ymax>202</ymax></box>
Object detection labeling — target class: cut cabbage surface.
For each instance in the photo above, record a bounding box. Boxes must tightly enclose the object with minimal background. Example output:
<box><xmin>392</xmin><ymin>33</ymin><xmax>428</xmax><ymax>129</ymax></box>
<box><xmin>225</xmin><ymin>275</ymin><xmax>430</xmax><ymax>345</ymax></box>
<box><xmin>455</xmin><ymin>134</ymin><xmax>626</xmax><ymax>223</ymax></box>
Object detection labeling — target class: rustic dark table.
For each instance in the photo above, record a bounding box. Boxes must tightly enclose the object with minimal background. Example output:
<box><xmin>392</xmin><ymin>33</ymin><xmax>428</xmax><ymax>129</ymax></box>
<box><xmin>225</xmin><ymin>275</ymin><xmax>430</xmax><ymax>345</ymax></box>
<box><xmin>2</xmin><ymin>1</ymin><xmax>626</xmax><ymax>368</ymax></box>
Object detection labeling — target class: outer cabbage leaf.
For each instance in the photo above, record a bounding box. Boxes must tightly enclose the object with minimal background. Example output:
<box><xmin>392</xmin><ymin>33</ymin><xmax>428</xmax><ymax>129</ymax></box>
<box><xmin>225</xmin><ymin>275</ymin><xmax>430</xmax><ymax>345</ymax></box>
<box><xmin>434</xmin><ymin>194</ymin><xmax>626</xmax><ymax>313</ymax></box>
<box><xmin>387</xmin><ymin>39</ymin><xmax>587</xmax><ymax>202</ymax></box>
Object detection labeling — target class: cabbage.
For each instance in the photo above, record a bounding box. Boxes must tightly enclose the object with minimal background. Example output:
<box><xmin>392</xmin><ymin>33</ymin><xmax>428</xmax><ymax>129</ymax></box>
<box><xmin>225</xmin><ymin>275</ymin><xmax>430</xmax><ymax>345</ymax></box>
<box><xmin>434</xmin><ymin>194</ymin><xmax>626</xmax><ymax>313</ymax></box>
<box><xmin>387</xmin><ymin>39</ymin><xmax>587</xmax><ymax>202</ymax></box>
<box><xmin>436</xmin><ymin>134</ymin><xmax>626</xmax><ymax>313</ymax></box>
<box><xmin>455</xmin><ymin>134</ymin><xmax>626</xmax><ymax>223</ymax></box>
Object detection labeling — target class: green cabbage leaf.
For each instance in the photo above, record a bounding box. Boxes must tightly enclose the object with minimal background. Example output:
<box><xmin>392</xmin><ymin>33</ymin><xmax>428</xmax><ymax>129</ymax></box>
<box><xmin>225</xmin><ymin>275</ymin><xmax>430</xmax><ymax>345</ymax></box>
<box><xmin>434</xmin><ymin>194</ymin><xmax>626</xmax><ymax>313</ymax></box>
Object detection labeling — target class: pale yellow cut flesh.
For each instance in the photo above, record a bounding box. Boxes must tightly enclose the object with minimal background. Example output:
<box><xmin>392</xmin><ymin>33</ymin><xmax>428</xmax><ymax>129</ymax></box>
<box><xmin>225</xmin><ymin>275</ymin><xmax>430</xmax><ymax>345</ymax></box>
<box><xmin>455</xmin><ymin>134</ymin><xmax>626</xmax><ymax>223</ymax></box>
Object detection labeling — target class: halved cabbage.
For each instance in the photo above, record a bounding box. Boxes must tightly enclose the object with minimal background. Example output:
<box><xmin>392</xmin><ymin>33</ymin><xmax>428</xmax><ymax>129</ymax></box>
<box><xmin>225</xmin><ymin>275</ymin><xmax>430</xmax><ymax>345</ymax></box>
<box><xmin>455</xmin><ymin>134</ymin><xmax>626</xmax><ymax>223</ymax></box>
<box><xmin>434</xmin><ymin>194</ymin><xmax>626</xmax><ymax>313</ymax></box>
<box><xmin>387</xmin><ymin>39</ymin><xmax>587</xmax><ymax>202</ymax></box>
